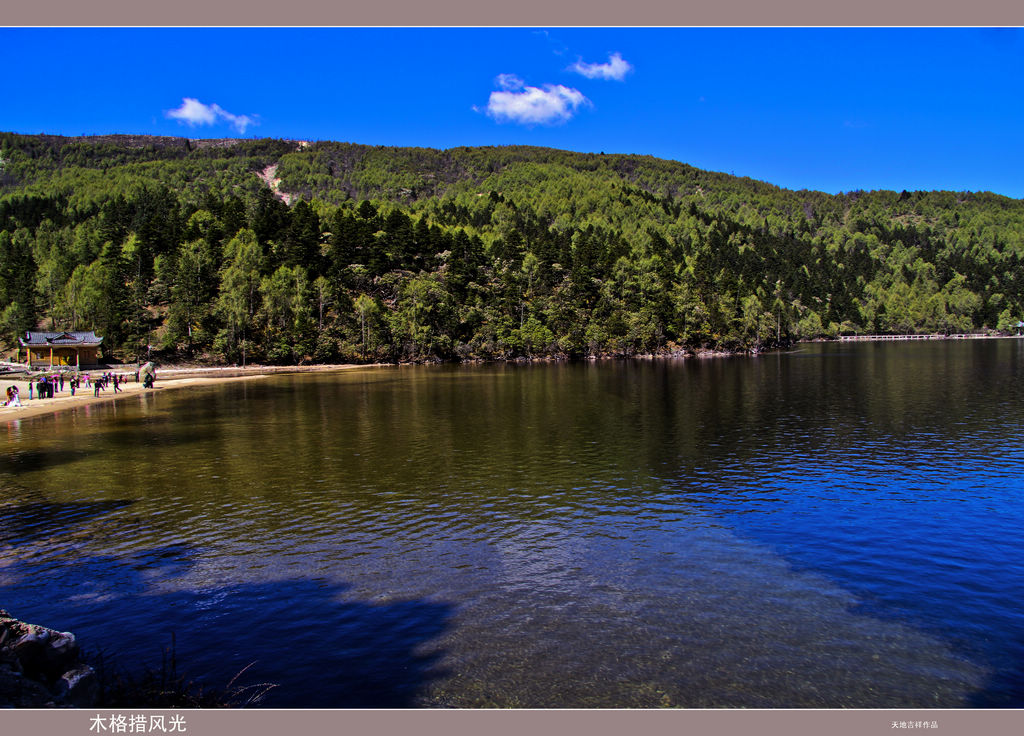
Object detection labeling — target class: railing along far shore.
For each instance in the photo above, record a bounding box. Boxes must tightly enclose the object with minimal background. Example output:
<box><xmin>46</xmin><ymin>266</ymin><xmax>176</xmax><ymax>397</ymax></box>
<box><xmin>837</xmin><ymin>333</ymin><xmax>1020</xmax><ymax>342</ymax></box>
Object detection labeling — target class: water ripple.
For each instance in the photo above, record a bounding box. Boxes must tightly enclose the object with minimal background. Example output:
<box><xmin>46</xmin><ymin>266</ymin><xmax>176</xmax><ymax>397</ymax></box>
<box><xmin>3</xmin><ymin>344</ymin><xmax>1024</xmax><ymax>706</ymax></box>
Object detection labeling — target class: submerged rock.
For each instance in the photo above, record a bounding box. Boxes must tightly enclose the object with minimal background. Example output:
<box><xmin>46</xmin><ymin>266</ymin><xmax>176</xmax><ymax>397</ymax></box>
<box><xmin>0</xmin><ymin>609</ymin><xmax>97</xmax><ymax>707</ymax></box>
<box><xmin>55</xmin><ymin>664</ymin><xmax>100</xmax><ymax>707</ymax></box>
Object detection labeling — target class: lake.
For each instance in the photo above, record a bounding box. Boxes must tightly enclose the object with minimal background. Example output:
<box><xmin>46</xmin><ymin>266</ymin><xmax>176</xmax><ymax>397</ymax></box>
<box><xmin>2</xmin><ymin>340</ymin><xmax>1023</xmax><ymax>707</ymax></box>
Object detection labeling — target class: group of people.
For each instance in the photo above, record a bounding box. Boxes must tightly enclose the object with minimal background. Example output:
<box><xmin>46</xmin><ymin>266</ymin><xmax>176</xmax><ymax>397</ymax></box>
<box><xmin>32</xmin><ymin>374</ymin><xmax>62</xmax><ymax>398</ymax></box>
<box><xmin>1</xmin><ymin>369</ymin><xmax>150</xmax><ymax>409</ymax></box>
<box><xmin>29</xmin><ymin>373</ymin><xmax>76</xmax><ymax>399</ymax></box>
<box><xmin>87</xmin><ymin>372</ymin><xmax>127</xmax><ymax>397</ymax></box>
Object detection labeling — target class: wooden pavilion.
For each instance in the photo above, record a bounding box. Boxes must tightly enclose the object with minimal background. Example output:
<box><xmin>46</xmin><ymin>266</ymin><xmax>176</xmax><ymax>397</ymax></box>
<box><xmin>16</xmin><ymin>331</ymin><xmax>104</xmax><ymax>369</ymax></box>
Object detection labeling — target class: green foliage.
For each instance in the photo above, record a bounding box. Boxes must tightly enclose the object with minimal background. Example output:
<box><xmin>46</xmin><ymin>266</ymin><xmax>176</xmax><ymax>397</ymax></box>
<box><xmin>215</xmin><ymin>229</ymin><xmax>263</xmax><ymax>365</ymax></box>
<box><xmin>3</xmin><ymin>131</ymin><xmax>1024</xmax><ymax>363</ymax></box>
<box><xmin>0</xmin><ymin>228</ymin><xmax>37</xmax><ymax>348</ymax></box>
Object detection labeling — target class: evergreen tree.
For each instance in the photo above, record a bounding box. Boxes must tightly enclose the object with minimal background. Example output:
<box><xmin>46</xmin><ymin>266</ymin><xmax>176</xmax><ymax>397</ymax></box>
<box><xmin>0</xmin><ymin>228</ymin><xmax>37</xmax><ymax>348</ymax></box>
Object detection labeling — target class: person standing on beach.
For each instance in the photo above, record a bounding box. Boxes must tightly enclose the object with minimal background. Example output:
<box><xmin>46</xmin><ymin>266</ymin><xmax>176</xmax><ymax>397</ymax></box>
<box><xmin>93</xmin><ymin>379</ymin><xmax>102</xmax><ymax>398</ymax></box>
<box><xmin>59</xmin><ymin>374</ymin><xmax>64</xmax><ymax>392</ymax></box>
<box><xmin>113</xmin><ymin>375</ymin><xmax>122</xmax><ymax>393</ymax></box>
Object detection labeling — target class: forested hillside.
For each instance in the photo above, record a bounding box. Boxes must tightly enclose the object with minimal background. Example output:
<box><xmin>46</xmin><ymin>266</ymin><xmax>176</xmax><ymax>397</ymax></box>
<box><xmin>2</xmin><ymin>131</ymin><xmax>1023</xmax><ymax>365</ymax></box>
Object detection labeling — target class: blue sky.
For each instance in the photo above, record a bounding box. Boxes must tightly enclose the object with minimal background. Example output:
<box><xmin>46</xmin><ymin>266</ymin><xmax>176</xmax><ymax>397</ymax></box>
<box><xmin>4</xmin><ymin>27</ymin><xmax>1024</xmax><ymax>198</ymax></box>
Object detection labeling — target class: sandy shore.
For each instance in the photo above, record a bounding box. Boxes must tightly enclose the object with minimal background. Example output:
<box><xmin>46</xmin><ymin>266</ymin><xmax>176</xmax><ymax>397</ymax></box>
<box><xmin>0</xmin><ymin>363</ymin><xmax>384</xmax><ymax>424</ymax></box>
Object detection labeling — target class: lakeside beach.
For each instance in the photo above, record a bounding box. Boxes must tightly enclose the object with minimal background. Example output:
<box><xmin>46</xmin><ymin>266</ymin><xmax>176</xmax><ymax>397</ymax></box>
<box><xmin>0</xmin><ymin>363</ymin><xmax>382</xmax><ymax>424</ymax></box>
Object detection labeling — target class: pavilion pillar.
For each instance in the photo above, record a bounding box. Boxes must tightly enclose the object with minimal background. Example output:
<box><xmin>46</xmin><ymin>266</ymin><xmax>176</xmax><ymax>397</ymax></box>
<box><xmin>49</xmin><ymin>346</ymin><xmax>53</xmax><ymax>368</ymax></box>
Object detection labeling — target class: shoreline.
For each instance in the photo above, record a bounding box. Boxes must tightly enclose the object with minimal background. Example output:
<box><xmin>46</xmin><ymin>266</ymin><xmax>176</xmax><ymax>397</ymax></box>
<box><xmin>0</xmin><ymin>350</ymin><xmax>751</xmax><ymax>425</ymax></box>
<box><xmin>0</xmin><ymin>347</ymin><xmax>794</xmax><ymax>425</ymax></box>
<box><xmin>1</xmin><ymin>363</ymin><xmax>387</xmax><ymax>425</ymax></box>
<box><xmin>10</xmin><ymin>332</ymin><xmax>1008</xmax><ymax>425</ymax></box>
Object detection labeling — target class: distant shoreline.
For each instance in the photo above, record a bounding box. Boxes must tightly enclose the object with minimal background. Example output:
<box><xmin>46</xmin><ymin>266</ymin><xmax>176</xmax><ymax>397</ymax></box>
<box><xmin>0</xmin><ymin>349</ymin><xmax>757</xmax><ymax>425</ymax></box>
<box><xmin>9</xmin><ymin>334</ymin><xmax>1011</xmax><ymax>425</ymax></box>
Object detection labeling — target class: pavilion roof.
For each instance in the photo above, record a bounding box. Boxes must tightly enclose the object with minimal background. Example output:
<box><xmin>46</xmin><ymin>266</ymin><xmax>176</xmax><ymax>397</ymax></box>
<box><xmin>19</xmin><ymin>331</ymin><xmax>104</xmax><ymax>347</ymax></box>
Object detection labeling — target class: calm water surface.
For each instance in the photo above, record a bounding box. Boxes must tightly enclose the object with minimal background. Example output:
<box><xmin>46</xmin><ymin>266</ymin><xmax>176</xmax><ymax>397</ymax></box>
<box><xmin>2</xmin><ymin>340</ymin><xmax>1023</xmax><ymax>707</ymax></box>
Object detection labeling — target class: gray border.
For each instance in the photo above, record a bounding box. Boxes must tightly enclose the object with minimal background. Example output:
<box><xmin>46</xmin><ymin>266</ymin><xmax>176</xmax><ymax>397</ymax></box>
<box><xmin>0</xmin><ymin>708</ymin><xmax>1022</xmax><ymax>735</ymax></box>
<box><xmin>2</xmin><ymin>4</ymin><xmax>1023</xmax><ymax>736</ymax></box>
<box><xmin>3</xmin><ymin>0</ymin><xmax>1024</xmax><ymax>26</ymax></box>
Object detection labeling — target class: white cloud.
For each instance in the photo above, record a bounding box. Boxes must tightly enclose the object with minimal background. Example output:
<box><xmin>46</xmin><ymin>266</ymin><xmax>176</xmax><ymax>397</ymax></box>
<box><xmin>167</xmin><ymin>98</ymin><xmax>217</xmax><ymax>126</ymax></box>
<box><xmin>495</xmin><ymin>73</ymin><xmax>525</xmax><ymax>91</ymax></box>
<box><xmin>569</xmin><ymin>52</ymin><xmax>633</xmax><ymax>81</ymax></box>
<box><xmin>483</xmin><ymin>83</ymin><xmax>590</xmax><ymax>126</ymax></box>
<box><xmin>166</xmin><ymin>97</ymin><xmax>258</xmax><ymax>134</ymax></box>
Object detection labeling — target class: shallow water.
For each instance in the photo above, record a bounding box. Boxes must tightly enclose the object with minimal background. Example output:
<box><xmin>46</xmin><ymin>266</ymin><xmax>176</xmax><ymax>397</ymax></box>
<box><xmin>2</xmin><ymin>340</ymin><xmax>1023</xmax><ymax>707</ymax></box>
